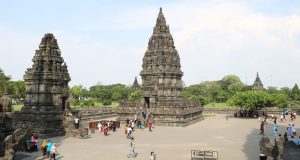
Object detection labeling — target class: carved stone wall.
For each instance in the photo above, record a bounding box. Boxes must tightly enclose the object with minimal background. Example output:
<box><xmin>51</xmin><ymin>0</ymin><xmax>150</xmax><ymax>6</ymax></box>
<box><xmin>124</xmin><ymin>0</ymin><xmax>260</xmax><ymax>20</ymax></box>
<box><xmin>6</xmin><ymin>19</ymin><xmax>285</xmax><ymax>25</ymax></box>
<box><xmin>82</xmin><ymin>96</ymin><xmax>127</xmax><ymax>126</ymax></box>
<box><xmin>119</xmin><ymin>8</ymin><xmax>203</xmax><ymax>126</ymax></box>
<box><xmin>13</xmin><ymin>33</ymin><xmax>70</xmax><ymax>138</ymax></box>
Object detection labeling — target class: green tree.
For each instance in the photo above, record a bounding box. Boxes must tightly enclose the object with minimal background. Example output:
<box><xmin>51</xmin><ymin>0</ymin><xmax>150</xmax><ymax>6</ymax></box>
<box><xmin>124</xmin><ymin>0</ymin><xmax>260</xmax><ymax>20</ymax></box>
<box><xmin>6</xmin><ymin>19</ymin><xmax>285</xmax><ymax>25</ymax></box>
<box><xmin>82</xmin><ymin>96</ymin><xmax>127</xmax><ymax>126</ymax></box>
<box><xmin>227</xmin><ymin>91</ymin><xmax>288</xmax><ymax>110</ymax></box>
<box><xmin>70</xmin><ymin>85</ymin><xmax>85</xmax><ymax>100</ymax></box>
<box><xmin>291</xmin><ymin>84</ymin><xmax>300</xmax><ymax>100</ymax></box>
<box><xmin>0</xmin><ymin>68</ymin><xmax>11</xmax><ymax>96</ymax></box>
<box><xmin>129</xmin><ymin>90</ymin><xmax>142</xmax><ymax>100</ymax></box>
<box><xmin>220</xmin><ymin>75</ymin><xmax>242</xmax><ymax>90</ymax></box>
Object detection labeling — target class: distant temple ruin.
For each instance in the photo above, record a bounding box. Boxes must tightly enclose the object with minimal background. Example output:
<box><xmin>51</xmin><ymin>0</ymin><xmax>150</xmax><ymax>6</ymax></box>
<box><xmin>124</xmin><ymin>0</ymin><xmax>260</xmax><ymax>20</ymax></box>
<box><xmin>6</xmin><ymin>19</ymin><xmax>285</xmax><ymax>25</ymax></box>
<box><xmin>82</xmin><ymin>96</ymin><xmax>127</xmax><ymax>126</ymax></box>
<box><xmin>119</xmin><ymin>8</ymin><xmax>203</xmax><ymax>126</ymax></box>
<box><xmin>13</xmin><ymin>33</ymin><xmax>71</xmax><ymax>138</ymax></box>
<box><xmin>252</xmin><ymin>72</ymin><xmax>264</xmax><ymax>90</ymax></box>
<box><xmin>131</xmin><ymin>76</ymin><xmax>140</xmax><ymax>91</ymax></box>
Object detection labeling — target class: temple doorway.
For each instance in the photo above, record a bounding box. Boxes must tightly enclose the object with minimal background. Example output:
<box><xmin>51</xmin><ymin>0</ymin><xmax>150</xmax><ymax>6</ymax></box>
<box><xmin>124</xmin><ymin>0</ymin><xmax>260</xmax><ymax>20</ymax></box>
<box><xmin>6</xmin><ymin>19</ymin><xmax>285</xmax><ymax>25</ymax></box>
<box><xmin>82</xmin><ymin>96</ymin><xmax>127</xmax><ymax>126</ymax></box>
<box><xmin>144</xmin><ymin>97</ymin><xmax>150</xmax><ymax>109</ymax></box>
<box><xmin>61</xmin><ymin>97</ymin><xmax>67</xmax><ymax>111</ymax></box>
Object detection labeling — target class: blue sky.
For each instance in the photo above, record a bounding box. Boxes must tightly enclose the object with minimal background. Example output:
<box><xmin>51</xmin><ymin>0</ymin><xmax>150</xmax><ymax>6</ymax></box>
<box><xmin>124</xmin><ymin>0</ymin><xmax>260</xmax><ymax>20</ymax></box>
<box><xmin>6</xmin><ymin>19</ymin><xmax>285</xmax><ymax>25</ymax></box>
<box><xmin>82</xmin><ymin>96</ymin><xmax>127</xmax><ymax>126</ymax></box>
<box><xmin>1</xmin><ymin>0</ymin><xmax>300</xmax><ymax>88</ymax></box>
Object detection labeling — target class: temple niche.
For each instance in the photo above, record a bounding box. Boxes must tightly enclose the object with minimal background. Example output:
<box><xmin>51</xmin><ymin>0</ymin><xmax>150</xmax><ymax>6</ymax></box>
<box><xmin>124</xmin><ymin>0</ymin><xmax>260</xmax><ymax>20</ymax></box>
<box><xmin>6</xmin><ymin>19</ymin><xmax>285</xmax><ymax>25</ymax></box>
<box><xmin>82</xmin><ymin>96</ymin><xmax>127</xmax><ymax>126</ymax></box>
<box><xmin>13</xmin><ymin>33</ymin><xmax>71</xmax><ymax>138</ymax></box>
<box><xmin>119</xmin><ymin>8</ymin><xmax>203</xmax><ymax>126</ymax></box>
<box><xmin>252</xmin><ymin>72</ymin><xmax>264</xmax><ymax>90</ymax></box>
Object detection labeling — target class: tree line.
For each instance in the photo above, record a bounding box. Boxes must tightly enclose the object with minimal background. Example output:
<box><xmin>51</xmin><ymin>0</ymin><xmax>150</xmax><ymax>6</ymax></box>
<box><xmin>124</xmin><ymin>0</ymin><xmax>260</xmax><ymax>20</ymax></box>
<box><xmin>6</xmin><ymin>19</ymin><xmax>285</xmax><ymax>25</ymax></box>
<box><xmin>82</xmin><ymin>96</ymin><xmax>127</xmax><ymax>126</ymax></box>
<box><xmin>1</xmin><ymin>67</ymin><xmax>300</xmax><ymax>110</ymax></box>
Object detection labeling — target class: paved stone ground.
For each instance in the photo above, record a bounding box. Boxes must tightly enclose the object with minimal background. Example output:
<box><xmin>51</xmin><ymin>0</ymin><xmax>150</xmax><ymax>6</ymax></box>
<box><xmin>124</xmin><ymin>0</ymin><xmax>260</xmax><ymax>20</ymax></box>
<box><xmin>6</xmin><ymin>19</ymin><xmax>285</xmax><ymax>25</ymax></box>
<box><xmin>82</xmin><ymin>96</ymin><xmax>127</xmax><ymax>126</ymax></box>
<box><xmin>15</xmin><ymin>114</ymin><xmax>299</xmax><ymax>160</ymax></box>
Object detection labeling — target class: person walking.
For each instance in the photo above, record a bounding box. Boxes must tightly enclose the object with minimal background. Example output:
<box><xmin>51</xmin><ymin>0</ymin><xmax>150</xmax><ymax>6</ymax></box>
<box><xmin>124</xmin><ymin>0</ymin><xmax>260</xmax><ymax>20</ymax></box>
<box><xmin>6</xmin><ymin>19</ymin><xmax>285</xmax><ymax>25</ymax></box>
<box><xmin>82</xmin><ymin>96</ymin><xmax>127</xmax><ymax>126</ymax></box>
<box><xmin>260</xmin><ymin>122</ymin><xmax>265</xmax><ymax>135</ymax></box>
<box><xmin>274</xmin><ymin>115</ymin><xmax>277</xmax><ymax>124</ymax></box>
<box><xmin>288</xmin><ymin>124</ymin><xmax>293</xmax><ymax>136</ymax></box>
<box><xmin>148</xmin><ymin>120</ymin><xmax>152</xmax><ymax>132</ymax></box>
<box><xmin>41</xmin><ymin>140</ymin><xmax>47</xmax><ymax>158</ymax></box>
<box><xmin>272</xmin><ymin>124</ymin><xmax>278</xmax><ymax>136</ymax></box>
<box><xmin>97</xmin><ymin>120</ymin><xmax>102</xmax><ymax>132</ymax></box>
<box><xmin>127</xmin><ymin>137</ymin><xmax>136</xmax><ymax>158</ymax></box>
<box><xmin>50</xmin><ymin>143</ymin><xmax>58</xmax><ymax>160</ymax></box>
<box><xmin>149</xmin><ymin>151</ymin><xmax>156</xmax><ymax>160</ymax></box>
<box><xmin>46</xmin><ymin>140</ymin><xmax>53</xmax><ymax>158</ymax></box>
<box><xmin>127</xmin><ymin>126</ymin><xmax>132</xmax><ymax>139</ymax></box>
<box><xmin>104</xmin><ymin>124</ymin><xmax>109</xmax><ymax>136</ymax></box>
<box><xmin>292</xmin><ymin>124</ymin><xmax>296</xmax><ymax>136</ymax></box>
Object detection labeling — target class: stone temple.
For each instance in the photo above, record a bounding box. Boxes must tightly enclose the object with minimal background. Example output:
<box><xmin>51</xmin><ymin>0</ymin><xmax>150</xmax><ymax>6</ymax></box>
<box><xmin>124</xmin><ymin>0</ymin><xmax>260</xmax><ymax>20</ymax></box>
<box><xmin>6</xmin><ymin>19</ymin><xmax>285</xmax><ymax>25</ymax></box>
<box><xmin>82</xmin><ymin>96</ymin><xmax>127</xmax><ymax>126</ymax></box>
<box><xmin>119</xmin><ymin>8</ymin><xmax>203</xmax><ymax>126</ymax></box>
<box><xmin>13</xmin><ymin>33</ymin><xmax>71</xmax><ymax>138</ymax></box>
<box><xmin>252</xmin><ymin>72</ymin><xmax>264</xmax><ymax>90</ymax></box>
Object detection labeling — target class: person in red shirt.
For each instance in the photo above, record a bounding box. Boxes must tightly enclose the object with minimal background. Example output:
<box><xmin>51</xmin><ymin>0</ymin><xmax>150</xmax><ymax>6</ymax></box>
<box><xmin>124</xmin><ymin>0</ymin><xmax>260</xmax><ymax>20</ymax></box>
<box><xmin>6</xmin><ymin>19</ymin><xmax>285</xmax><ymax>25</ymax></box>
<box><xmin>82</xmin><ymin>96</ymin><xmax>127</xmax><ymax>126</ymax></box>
<box><xmin>104</xmin><ymin>124</ymin><xmax>109</xmax><ymax>136</ymax></box>
<box><xmin>148</xmin><ymin>120</ymin><xmax>152</xmax><ymax>132</ymax></box>
<box><xmin>260</xmin><ymin>122</ymin><xmax>264</xmax><ymax>135</ymax></box>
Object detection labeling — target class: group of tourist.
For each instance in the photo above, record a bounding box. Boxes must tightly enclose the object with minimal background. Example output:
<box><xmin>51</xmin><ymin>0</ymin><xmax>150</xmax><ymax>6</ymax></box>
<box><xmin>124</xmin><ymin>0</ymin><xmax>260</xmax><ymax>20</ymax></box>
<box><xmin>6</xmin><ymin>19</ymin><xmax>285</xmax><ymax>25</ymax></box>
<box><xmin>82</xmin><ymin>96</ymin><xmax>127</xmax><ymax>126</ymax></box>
<box><xmin>41</xmin><ymin>140</ymin><xmax>58</xmax><ymax>160</ymax></box>
<box><xmin>97</xmin><ymin>120</ymin><xmax>117</xmax><ymax>136</ymax></box>
<box><xmin>124</xmin><ymin>111</ymin><xmax>156</xmax><ymax>159</ymax></box>
<box><xmin>234</xmin><ymin>109</ymin><xmax>258</xmax><ymax>118</ymax></box>
<box><xmin>259</xmin><ymin>111</ymin><xmax>299</xmax><ymax>145</ymax></box>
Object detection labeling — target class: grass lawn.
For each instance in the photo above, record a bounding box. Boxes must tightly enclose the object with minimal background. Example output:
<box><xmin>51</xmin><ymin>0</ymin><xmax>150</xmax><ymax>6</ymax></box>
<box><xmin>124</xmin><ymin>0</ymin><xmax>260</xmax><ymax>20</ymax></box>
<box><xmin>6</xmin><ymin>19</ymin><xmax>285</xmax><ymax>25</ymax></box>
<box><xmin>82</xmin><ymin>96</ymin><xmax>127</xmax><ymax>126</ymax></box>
<box><xmin>204</xmin><ymin>102</ymin><xmax>236</xmax><ymax>108</ymax></box>
<box><xmin>12</xmin><ymin>104</ymin><xmax>23</xmax><ymax>111</ymax></box>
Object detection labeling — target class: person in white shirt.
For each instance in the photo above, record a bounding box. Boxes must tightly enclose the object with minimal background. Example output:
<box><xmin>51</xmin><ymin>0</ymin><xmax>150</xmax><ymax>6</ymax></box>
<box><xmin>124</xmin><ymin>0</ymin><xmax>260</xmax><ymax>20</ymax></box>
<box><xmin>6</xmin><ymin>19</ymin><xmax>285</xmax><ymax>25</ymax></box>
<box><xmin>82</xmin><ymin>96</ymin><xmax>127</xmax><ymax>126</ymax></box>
<box><xmin>127</xmin><ymin>127</ymin><xmax>132</xmax><ymax>139</ymax></box>
<box><xmin>149</xmin><ymin>152</ymin><xmax>156</xmax><ymax>160</ymax></box>
<box><xmin>74</xmin><ymin>117</ymin><xmax>79</xmax><ymax>129</ymax></box>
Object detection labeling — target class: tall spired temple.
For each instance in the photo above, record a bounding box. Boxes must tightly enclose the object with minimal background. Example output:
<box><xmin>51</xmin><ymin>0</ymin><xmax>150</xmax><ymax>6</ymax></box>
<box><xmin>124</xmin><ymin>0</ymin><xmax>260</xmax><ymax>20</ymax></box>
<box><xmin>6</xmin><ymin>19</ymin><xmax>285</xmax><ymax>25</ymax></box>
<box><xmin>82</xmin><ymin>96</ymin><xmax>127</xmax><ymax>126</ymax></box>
<box><xmin>119</xmin><ymin>8</ymin><xmax>203</xmax><ymax>126</ymax></box>
<box><xmin>13</xmin><ymin>33</ymin><xmax>71</xmax><ymax>137</ymax></box>
<box><xmin>252</xmin><ymin>72</ymin><xmax>264</xmax><ymax>90</ymax></box>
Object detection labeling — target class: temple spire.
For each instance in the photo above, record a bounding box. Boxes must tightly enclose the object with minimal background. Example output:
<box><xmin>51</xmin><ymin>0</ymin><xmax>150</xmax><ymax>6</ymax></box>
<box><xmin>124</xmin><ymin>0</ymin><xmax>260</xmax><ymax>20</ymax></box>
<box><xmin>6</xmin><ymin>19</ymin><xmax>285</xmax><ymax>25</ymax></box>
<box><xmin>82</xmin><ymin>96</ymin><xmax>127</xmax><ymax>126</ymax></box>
<box><xmin>154</xmin><ymin>7</ymin><xmax>169</xmax><ymax>34</ymax></box>
<box><xmin>253</xmin><ymin>72</ymin><xmax>264</xmax><ymax>90</ymax></box>
<box><xmin>131</xmin><ymin>76</ymin><xmax>140</xmax><ymax>91</ymax></box>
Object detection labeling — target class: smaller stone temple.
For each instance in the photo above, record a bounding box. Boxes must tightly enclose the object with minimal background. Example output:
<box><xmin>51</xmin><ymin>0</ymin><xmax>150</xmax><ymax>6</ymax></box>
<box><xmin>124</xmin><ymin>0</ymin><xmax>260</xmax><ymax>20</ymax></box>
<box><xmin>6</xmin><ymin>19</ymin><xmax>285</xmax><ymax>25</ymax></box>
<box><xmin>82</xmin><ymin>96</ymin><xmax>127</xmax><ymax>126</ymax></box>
<box><xmin>119</xmin><ymin>8</ymin><xmax>203</xmax><ymax>126</ymax></box>
<box><xmin>252</xmin><ymin>72</ymin><xmax>264</xmax><ymax>90</ymax></box>
<box><xmin>131</xmin><ymin>76</ymin><xmax>140</xmax><ymax>91</ymax></box>
<box><xmin>13</xmin><ymin>33</ymin><xmax>71</xmax><ymax>138</ymax></box>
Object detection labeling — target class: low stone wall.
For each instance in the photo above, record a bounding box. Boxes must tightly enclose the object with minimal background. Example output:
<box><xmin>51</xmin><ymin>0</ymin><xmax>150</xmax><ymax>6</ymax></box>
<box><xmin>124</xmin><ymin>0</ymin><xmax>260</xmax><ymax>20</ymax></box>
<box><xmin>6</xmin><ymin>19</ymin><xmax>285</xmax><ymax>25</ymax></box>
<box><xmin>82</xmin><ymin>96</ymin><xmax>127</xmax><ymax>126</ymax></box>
<box><xmin>203</xmin><ymin>107</ymin><xmax>300</xmax><ymax>115</ymax></box>
<box><xmin>73</xmin><ymin>108</ymin><xmax>118</xmax><ymax>122</ymax></box>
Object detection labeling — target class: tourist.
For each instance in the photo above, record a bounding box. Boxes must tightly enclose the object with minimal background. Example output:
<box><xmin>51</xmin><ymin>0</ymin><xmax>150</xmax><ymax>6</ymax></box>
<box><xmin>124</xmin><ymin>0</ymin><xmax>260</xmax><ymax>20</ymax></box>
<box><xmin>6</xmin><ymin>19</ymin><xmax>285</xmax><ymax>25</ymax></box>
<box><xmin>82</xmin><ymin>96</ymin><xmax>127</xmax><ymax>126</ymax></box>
<box><xmin>260</xmin><ymin>122</ymin><xmax>264</xmax><ymax>135</ymax></box>
<box><xmin>134</xmin><ymin>114</ymin><xmax>138</xmax><ymax>123</ymax></box>
<box><xmin>149</xmin><ymin>151</ymin><xmax>157</xmax><ymax>160</ymax></box>
<box><xmin>148</xmin><ymin>120</ymin><xmax>152</xmax><ymax>132</ymax></box>
<box><xmin>272</xmin><ymin>124</ymin><xmax>278</xmax><ymax>136</ymax></box>
<box><xmin>74</xmin><ymin>116</ymin><xmax>79</xmax><ymax>129</ymax></box>
<box><xmin>292</xmin><ymin>124</ymin><xmax>296</xmax><ymax>136</ymax></box>
<box><xmin>137</xmin><ymin>119</ymin><xmax>141</xmax><ymax>128</ymax></box>
<box><xmin>126</xmin><ymin>118</ymin><xmax>130</xmax><ymax>126</ymax></box>
<box><xmin>290</xmin><ymin>112</ymin><xmax>294</xmax><ymax>121</ymax></box>
<box><xmin>127</xmin><ymin>125</ymin><xmax>133</xmax><ymax>139</ymax></box>
<box><xmin>284</xmin><ymin>132</ymin><xmax>288</xmax><ymax>142</ymax></box>
<box><xmin>104</xmin><ymin>124</ymin><xmax>109</xmax><ymax>136</ymax></box>
<box><xmin>108</xmin><ymin>121</ymin><xmax>111</xmax><ymax>130</ymax></box>
<box><xmin>46</xmin><ymin>140</ymin><xmax>53</xmax><ymax>158</ymax></box>
<box><xmin>31</xmin><ymin>134</ymin><xmax>38</xmax><ymax>152</ymax></box>
<box><xmin>112</xmin><ymin>121</ymin><xmax>116</xmax><ymax>132</ymax></box>
<box><xmin>131</xmin><ymin>120</ymin><xmax>135</xmax><ymax>131</ymax></box>
<box><xmin>152</xmin><ymin>120</ymin><xmax>155</xmax><ymax>129</ymax></box>
<box><xmin>293</xmin><ymin>112</ymin><xmax>297</xmax><ymax>119</ymax></box>
<box><xmin>125</xmin><ymin>124</ymin><xmax>128</xmax><ymax>135</ymax></box>
<box><xmin>50</xmin><ymin>143</ymin><xmax>58</xmax><ymax>160</ymax></box>
<box><xmin>274</xmin><ymin>115</ymin><xmax>277</xmax><ymax>124</ymax></box>
<box><xmin>287</xmin><ymin>124</ymin><xmax>293</xmax><ymax>136</ymax></box>
<box><xmin>97</xmin><ymin>120</ymin><xmax>102</xmax><ymax>132</ymax></box>
<box><xmin>127</xmin><ymin>137</ymin><xmax>136</xmax><ymax>158</ymax></box>
<box><xmin>41</xmin><ymin>140</ymin><xmax>47</xmax><ymax>158</ymax></box>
